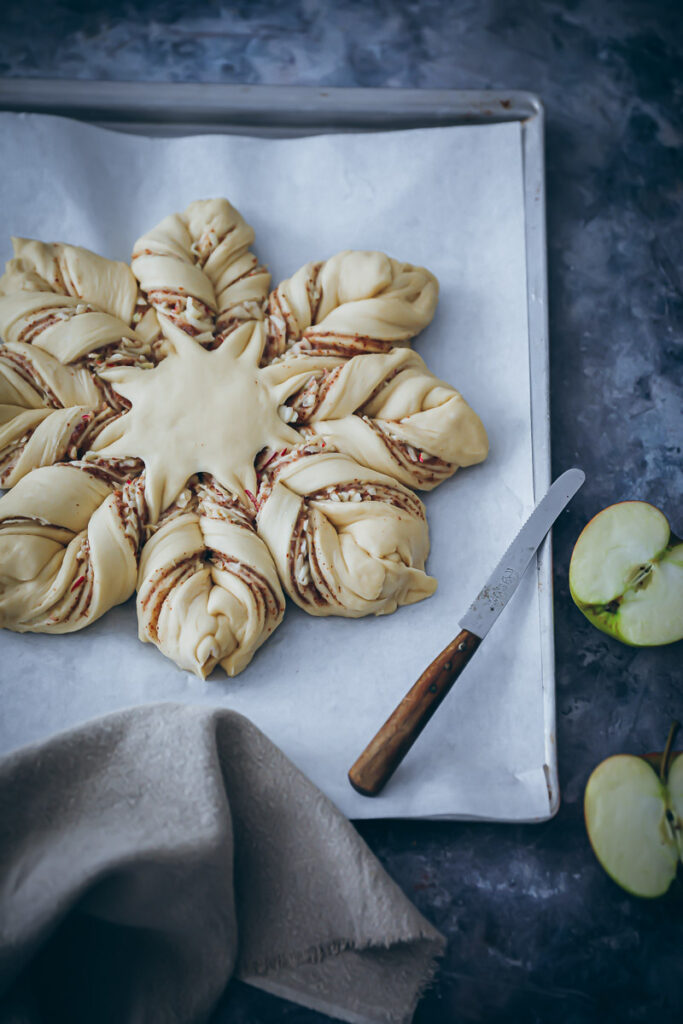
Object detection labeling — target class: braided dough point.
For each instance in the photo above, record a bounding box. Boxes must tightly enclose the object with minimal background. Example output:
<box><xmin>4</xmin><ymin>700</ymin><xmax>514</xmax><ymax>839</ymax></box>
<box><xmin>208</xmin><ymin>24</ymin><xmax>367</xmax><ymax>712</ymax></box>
<box><xmin>0</xmin><ymin>292</ymin><xmax>141</xmax><ymax>367</ymax></box>
<box><xmin>264</xmin><ymin>250</ymin><xmax>438</xmax><ymax>361</ymax></box>
<box><xmin>0</xmin><ymin>403</ymin><xmax>100</xmax><ymax>487</ymax></box>
<box><xmin>183</xmin><ymin>198</ymin><xmax>271</xmax><ymax>324</ymax></box>
<box><xmin>257</xmin><ymin>449</ymin><xmax>436</xmax><ymax>616</ymax></box>
<box><xmin>0</xmin><ymin>227</ymin><xmax>162</xmax><ymax>386</ymax></box>
<box><xmin>0</xmin><ymin>238</ymin><xmax>158</xmax><ymax>493</ymax></box>
<box><xmin>0</xmin><ymin>465</ymin><xmax>143</xmax><ymax>632</ymax></box>
<box><xmin>267</xmin><ymin>347</ymin><xmax>488</xmax><ymax>489</ymax></box>
<box><xmin>132</xmin><ymin>198</ymin><xmax>270</xmax><ymax>343</ymax></box>
<box><xmin>0</xmin><ymin>238</ymin><xmax>138</xmax><ymax>324</ymax></box>
<box><xmin>136</xmin><ymin>483</ymin><xmax>285</xmax><ymax>678</ymax></box>
<box><xmin>0</xmin><ymin>337</ymin><xmax>133</xmax><ymax>488</ymax></box>
<box><xmin>0</xmin><ymin>342</ymin><xmax>101</xmax><ymax>409</ymax></box>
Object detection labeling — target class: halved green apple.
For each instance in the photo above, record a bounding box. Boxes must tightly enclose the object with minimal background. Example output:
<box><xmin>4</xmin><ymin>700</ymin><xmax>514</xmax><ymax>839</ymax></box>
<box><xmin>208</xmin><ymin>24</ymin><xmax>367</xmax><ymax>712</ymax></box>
<box><xmin>584</xmin><ymin>751</ymin><xmax>682</xmax><ymax>898</ymax></box>
<box><xmin>569</xmin><ymin>501</ymin><xmax>683</xmax><ymax>645</ymax></box>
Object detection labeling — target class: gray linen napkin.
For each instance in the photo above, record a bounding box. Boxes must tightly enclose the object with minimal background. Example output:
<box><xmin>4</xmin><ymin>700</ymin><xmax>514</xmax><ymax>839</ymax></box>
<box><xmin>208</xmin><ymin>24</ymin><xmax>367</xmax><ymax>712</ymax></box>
<box><xmin>0</xmin><ymin>703</ymin><xmax>445</xmax><ymax>1024</ymax></box>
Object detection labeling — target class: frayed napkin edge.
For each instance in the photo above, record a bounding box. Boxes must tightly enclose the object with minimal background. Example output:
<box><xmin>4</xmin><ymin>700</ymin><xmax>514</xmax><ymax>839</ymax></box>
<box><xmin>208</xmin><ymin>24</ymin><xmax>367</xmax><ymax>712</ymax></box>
<box><xmin>237</xmin><ymin>932</ymin><xmax>446</xmax><ymax>1024</ymax></box>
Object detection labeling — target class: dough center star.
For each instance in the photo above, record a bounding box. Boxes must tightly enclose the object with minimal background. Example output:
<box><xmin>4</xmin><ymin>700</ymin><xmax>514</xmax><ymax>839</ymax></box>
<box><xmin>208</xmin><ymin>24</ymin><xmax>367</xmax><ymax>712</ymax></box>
<box><xmin>93</xmin><ymin>326</ymin><xmax>299</xmax><ymax>520</ymax></box>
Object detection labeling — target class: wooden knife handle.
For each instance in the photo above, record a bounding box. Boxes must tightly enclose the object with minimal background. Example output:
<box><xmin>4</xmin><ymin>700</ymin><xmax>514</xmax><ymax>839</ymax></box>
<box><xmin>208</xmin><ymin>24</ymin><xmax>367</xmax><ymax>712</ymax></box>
<box><xmin>348</xmin><ymin>628</ymin><xmax>481</xmax><ymax>797</ymax></box>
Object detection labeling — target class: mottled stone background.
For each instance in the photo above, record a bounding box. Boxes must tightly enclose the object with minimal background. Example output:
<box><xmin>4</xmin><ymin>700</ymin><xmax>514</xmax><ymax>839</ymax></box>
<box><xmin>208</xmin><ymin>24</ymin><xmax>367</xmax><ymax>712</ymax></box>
<box><xmin>1</xmin><ymin>1</ymin><xmax>682</xmax><ymax>1022</ymax></box>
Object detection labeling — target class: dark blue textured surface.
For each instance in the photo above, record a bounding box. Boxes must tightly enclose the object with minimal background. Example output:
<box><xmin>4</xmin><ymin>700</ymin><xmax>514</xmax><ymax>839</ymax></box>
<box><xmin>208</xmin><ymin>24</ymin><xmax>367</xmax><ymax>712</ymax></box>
<box><xmin>1</xmin><ymin>2</ymin><xmax>682</xmax><ymax>1021</ymax></box>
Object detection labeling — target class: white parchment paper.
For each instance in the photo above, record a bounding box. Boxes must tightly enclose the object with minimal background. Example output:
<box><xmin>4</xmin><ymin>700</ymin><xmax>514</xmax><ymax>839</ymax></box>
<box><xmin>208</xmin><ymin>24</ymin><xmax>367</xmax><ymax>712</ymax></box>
<box><xmin>0</xmin><ymin>112</ymin><xmax>550</xmax><ymax>820</ymax></box>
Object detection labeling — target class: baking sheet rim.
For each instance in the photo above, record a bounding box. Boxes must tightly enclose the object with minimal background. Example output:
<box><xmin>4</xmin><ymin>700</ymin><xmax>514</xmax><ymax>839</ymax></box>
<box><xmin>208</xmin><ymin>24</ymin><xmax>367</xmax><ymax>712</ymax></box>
<box><xmin>0</xmin><ymin>83</ymin><xmax>556</xmax><ymax>822</ymax></box>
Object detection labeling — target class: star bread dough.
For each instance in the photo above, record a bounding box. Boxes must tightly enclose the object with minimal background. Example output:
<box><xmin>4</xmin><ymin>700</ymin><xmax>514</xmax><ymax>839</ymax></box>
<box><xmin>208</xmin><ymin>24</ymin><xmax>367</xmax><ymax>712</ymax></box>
<box><xmin>0</xmin><ymin>198</ymin><xmax>488</xmax><ymax>678</ymax></box>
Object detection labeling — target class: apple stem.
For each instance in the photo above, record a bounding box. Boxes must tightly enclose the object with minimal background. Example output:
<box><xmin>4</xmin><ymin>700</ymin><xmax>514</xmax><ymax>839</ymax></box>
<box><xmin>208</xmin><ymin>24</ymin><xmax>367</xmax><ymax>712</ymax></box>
<box><xmin>660</xmin><ymin>720</ymin><xmax>680</xmax><ymax>782</ymax></box>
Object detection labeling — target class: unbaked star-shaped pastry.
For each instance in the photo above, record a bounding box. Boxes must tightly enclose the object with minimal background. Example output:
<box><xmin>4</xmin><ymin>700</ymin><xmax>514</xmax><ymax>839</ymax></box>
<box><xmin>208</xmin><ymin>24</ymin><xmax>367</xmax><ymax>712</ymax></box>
<box><xmin>0</xmin><ymin>199</ymin><xmax>488</xmax><ymax>677</ymax></box>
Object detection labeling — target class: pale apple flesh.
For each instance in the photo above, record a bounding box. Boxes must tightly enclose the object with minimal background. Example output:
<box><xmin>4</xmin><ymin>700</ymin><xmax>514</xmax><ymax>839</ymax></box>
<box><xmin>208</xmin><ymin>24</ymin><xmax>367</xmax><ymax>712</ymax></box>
<box><xmin>584</xmin><ymin>753</ymin><xmax>683</xmax><ymax>898</ymax></box>
<box><xmin>569</xmin><ymin>501</ymin><xmax>683</xmax><ymax>646</ymax></box>
<box><xmin>672</xmin><ymin>756</ymin><xmax>683</xmax><ymax>860</ymax></box>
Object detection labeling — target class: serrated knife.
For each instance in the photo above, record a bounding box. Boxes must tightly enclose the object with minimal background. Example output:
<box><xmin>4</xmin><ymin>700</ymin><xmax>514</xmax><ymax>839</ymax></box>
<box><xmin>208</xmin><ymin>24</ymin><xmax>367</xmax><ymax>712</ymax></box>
<box><xmin>348</xmin><ymin>467</ymin><xmax>585</xmax><ymax>797</ymax></box>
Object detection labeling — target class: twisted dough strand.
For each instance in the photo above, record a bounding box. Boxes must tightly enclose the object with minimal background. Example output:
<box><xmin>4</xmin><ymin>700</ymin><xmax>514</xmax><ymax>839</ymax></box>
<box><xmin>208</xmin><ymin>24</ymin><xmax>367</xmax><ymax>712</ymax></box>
<box><xmin>132</xmin><ymin>199</ymin><xmax>270</xmax><ymax>347</ymax></box>
<box><xmin>0</xmin><ymin>240</ymin><xmax>159</xmax><ymax>483</ymax></box>
<box><xmin>0</xmin><ymin>238</ymin><xmax>138</xmax><ymax>323</ymax></box>
<box><xmin>136</xmin><ymin>475</ymin><xmax>285</xmax><ymax>678</ymax></box>
<box><xmin>263</xmin><ymin>250</ymin><xmax>438</xmax><ymax>363</ymax></box>
<box><xmin>265</xmin><ymin>347</ymin><xmax>488</xmax><ymax>489</ymax></box>
<box><xmin>0</xmin><ymin>465</ymin><xmax>147</xmax><ymax>633</ymax></box>
<box><xmin>255</xmin><ymin>441</ymin><xmax>436</xmax><ymax>616</ymax></box>
<box><xmin>0</xmin><ymin>342</ymin><xmax>129</xmax><ymax>487</ymax></box>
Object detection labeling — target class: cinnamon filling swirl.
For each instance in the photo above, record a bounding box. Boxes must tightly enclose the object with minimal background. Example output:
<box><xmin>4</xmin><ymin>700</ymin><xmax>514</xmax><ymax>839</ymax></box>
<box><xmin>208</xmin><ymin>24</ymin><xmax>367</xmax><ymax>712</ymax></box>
<box><xmin>0</xmin><ymin>348</ymin><xmax>61</xmax><ymax>406</ymax></box>
<box><xmin>0</xmin><ymin>433</ymin><xmax>31</xmax><ymax>485</ymax></box>
<box><xmin>114</xmin><ymin>476</ymin><xmax>149</xmax><ymax>554</ymax></box>
<box><xmin>362</xmin><ymin>417</ymin><xmax>452</xmax><ymax>484</ymax></box>
<box><xmin>83</xmin><ymin>337</ymin><xmax>155</xmax><ymax>373</ymax></box>
<box><xmin>211</xmin><ymin>551</ymin><xmax>284</xmax><ymax>623</ymax></box>
<box><xmin>255</xmin><ymin>438</ymin><xmax>326</xmax><ymax>508</ymax></box>
<box><xmin>156</xmin><ymin>475</ymin><xmax>255</xmax><ymax>531</ymax></box>
<box><xmin>17</xmin><ymin>303</ymin><xmax>97</xmax><ymax>345</ymax></box>
<box><xmin>190</xmin><ymin>226</ymin><xmax>234</xmax><ymax>268</ymax></box>
<box><xmin>286</xmin><ymin>333</ymin><xmax>396</xmax><ymax>360</ymax></box>
<box><xmin>285</xmin><ymin>506</ymin><xmax>338</xmax><ymax>608</ymax></box>
<box><xmin>74</xmin><ymin>456</ymin><xmax>145</xmax><ymax>487</ymax></box>
<box><xmin>142</xmin><ymin>556</ymin><xmax>203</xmax><ymax>642</ymax></box>
<box><xmin>308</xmin><ymin>480</ymin><xmax>425</xmax><ymax>518</ymax></box>
<box><xmin>145</xmin><ymin>288</ymin><xmax>215</xmax><ymax>339</ymax></box>
<box><xmin>282</xmin><ymin>365</ymin><xmax>343</xmax><ymax>425</ymax></box>
<box><xmin>42</xmin><ymin>537</ymin><xmax>95</xmax><ymax>624</ymax></box>
<box><xmin>65</xmin><ymin>407</ymin><xmax>119</xmax><ymax>461</ymax></box>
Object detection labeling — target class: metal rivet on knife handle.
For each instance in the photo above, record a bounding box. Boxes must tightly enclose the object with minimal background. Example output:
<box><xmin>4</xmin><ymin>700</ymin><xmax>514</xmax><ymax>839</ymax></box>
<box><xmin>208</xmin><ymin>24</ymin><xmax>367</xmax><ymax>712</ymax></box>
<box><xmin>348</xmin><ymin>628</ymin><xmax>481</xmax><ymax>797</ymax></box>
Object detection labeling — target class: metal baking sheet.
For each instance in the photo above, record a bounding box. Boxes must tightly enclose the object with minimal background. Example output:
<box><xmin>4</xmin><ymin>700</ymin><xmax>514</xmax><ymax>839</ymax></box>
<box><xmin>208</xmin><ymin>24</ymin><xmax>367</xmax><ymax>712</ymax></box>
<box><xmin>0</xmin><ymin>80</ymin><xmax>554</xmax><ymax>820</ymax></box>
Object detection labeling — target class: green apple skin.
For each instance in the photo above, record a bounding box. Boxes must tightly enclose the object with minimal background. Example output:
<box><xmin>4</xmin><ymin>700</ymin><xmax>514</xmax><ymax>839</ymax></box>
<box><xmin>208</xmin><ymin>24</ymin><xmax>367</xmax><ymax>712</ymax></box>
<box><xmin>569</xmin><ymin>501</ymin><xmax>683</xmax><ymax>647</ymax></box>
<box><xmin>584</xmin><ymin>752</ymin><xmax>683</xmax><ymax>899</ymax></box>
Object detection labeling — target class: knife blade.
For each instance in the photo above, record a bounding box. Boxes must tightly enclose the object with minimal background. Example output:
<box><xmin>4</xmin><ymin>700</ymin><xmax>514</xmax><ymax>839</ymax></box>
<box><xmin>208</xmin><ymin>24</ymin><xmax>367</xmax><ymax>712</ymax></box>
<box><xmin>348</xmin><ymin>468</ymin><xmax>585</xmax><ymax>797</ymax></box>
<box><xmin>459</xmin><ymin>467</ymin><xmax>585</xmax><ymax>639</ymax></box>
